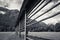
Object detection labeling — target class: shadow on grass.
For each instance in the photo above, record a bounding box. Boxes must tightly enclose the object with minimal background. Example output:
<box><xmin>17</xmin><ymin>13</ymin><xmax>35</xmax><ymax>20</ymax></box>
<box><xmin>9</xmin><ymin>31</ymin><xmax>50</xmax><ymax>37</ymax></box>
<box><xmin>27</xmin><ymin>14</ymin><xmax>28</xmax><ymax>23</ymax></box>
<box><xmin>27</xmin><ymin>35</ymin><xmax>51</xmax><ymax>40</ymax></box>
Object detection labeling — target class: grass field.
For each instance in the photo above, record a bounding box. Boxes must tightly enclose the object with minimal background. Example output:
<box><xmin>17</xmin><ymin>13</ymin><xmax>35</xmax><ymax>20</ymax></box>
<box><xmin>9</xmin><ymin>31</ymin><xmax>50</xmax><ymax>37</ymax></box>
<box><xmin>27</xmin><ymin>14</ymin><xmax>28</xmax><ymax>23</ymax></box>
<box><xmin>0</xmin><ymin>32</ymin><xmax>60</xmax><ymax>40</ymax></box>
<box><xmin>0</xmin><ymin>32</ymin><xmax>24</xmax><ymax>40</ymax></box>
<box><xmin>27</xmin><ymin>32</ymin><xmax>60</xmax><ymax>40</ymax></box>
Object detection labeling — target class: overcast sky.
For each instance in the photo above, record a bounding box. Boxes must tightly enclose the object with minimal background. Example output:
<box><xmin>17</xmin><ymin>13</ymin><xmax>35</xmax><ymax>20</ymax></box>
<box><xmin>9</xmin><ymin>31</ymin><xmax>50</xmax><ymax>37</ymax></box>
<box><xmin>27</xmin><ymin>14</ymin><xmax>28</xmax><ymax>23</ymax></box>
<box><xmin>0</xmin><ymin>0</ymin><xmax>24</xmax><ymax>10</ymax></box>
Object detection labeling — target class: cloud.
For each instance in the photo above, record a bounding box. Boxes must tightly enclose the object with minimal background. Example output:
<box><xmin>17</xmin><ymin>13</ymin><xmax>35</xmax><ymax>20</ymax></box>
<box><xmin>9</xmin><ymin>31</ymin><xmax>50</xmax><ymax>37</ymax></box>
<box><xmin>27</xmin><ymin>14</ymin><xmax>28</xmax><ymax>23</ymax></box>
<box><xmin>0</xmin><ymin>0</ymin><xmax>24</xmax><ymax>10</ymax></box>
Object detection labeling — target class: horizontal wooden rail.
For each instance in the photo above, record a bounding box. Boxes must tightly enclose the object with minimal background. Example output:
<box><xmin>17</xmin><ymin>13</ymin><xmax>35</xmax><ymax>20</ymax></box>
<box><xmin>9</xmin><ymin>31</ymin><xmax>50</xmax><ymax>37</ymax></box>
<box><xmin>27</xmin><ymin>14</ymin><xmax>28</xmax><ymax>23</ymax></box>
<box><xmin>27</xmin><ymin>2</ymin><xmax>60</xmax><ymax>24</ymax></box>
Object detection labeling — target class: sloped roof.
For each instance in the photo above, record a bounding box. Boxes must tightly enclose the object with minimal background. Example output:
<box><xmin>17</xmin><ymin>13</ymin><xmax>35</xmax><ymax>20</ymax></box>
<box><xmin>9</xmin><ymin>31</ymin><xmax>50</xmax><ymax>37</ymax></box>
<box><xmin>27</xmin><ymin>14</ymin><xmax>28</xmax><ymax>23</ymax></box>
<box><xmin>19</xmin><ymin>0</ymin><xmax>41</xmax><ymax>19</ymax></box>
<box><xmin>15</xmin><ymin>0</ymin><xmax>41</xmax><ymax>27</ymax></box>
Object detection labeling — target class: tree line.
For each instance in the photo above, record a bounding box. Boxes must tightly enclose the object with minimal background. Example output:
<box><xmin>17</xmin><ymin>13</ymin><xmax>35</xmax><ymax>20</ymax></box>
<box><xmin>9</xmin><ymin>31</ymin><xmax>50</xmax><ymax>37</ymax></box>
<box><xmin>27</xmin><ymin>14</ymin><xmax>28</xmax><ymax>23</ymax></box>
<box><xmin>27</xmin><ymin>22</ymin><xmax>60</xmax><ymax>32</ymax></box>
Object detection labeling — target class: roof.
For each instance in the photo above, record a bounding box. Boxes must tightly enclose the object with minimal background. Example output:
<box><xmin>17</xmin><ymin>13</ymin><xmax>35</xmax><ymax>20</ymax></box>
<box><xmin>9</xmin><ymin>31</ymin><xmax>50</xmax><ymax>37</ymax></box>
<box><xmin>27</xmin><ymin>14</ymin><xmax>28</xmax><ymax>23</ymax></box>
<box><xmin>19</xmin><ymin>0</ymin><xmax>41</xmax><ymax>19</ymax></box>
<box><xmin>15</xmin><ymin>0</ymin><xmax>41</xmax><ymax>27</ymax></box>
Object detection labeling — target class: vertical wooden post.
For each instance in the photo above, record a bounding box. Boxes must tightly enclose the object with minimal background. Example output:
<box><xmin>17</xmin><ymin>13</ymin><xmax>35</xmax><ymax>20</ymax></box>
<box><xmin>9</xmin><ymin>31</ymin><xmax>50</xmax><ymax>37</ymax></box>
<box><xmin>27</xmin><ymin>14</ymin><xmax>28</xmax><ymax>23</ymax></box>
<box><xmin>19</xmin><ymin>22</ymin><xmax>21</xmax><ymax>37</ymax></box>
<box><xmin>24</xmin><ymin>13</ymin><xmax>26</xmax><ymax>40</ymax></box>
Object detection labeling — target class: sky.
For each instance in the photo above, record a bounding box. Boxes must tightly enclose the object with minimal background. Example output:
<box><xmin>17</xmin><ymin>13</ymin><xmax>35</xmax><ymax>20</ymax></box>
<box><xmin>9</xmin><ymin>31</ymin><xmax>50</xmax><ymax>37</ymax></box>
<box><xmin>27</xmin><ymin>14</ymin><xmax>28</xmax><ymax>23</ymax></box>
<box><xmin>0</xmin><ymin>0</ymin><xmax>24</xmax><ymax>10</ymax></box>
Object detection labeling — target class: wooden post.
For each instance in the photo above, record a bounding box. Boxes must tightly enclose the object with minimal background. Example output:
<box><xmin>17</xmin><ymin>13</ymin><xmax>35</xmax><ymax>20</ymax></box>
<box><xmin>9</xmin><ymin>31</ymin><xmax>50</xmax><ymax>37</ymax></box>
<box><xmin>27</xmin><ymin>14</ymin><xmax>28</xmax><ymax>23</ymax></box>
<box><xmin>24</xmin><ymin>13</ymin><xmax>26</xmax><ymax>40</ymax></box>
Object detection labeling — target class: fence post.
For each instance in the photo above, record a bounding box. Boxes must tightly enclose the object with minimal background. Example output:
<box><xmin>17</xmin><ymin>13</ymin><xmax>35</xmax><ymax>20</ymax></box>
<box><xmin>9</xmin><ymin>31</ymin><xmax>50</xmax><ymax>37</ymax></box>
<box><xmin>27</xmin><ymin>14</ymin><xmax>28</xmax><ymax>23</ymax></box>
<box><xmin>24</xmin><ymin>12</ymin><xmax>26</xmax><ymax>40</ymax></box>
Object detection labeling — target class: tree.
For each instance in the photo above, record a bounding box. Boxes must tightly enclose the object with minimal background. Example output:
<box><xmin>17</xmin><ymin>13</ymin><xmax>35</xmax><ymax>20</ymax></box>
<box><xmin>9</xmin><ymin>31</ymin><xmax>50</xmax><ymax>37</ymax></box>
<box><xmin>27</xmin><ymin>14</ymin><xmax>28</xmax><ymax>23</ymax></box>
<box><xmin>55</xmin><ymin>22</ymin><xmax>60</xmax><ymax>32</ymax></box>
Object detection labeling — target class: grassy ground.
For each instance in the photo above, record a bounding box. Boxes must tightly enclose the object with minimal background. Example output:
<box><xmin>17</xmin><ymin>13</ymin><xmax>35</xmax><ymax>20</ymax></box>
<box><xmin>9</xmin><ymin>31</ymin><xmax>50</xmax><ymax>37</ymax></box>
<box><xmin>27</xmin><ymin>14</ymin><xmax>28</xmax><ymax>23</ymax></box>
<box><xmin>0</xmin><ymin>32</ymin><xmax>60</xmax><ymax>40</ymax></box>
<box><xmin>28</xmin><ymin>32</ymin><xmax>60</xmax><ymax>40</ymax></box>
<box><xmin>0</xmin><ymin>32</ymin><xmax>24</xmax><ymax>40</ymax></box>
<box><xmin>28</xmin><ymin>36</ymin><xmax>51</xmax><ymax>40</ymax></box>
